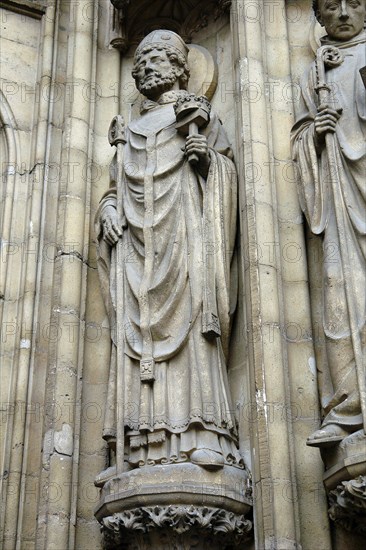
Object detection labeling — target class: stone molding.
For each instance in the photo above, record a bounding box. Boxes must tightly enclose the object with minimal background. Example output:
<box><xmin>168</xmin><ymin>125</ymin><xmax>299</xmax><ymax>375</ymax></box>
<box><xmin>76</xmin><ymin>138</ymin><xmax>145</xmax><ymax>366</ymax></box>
<box><xmin>101</xmin><ymin>505</ymin><xmax>252</xmax><ymax>549</ymax></box>
<box><xmin>328</xmin><ymin>476</ymin><xmax>366</xmax><ymax>535</ymax></box>
<box><xmin>0</xmin><ymin>0</ymin><xmax>47</xmax><ymax>19</ymax></box>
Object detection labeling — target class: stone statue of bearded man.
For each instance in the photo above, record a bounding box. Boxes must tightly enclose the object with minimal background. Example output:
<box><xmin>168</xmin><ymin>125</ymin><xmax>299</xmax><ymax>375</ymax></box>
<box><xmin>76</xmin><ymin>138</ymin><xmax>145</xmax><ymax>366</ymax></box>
<box><xmin>95</xmin><ymin>30</ymin><xmax>242</xmax><ymax>480</ymax></box>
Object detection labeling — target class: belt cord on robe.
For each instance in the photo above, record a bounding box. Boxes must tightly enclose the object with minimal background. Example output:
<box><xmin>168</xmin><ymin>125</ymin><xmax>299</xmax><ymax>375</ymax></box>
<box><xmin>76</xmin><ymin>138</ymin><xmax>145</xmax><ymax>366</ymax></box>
<box><xmin>138</xmin><ymin>133</ymin><xmax>157</xmax><ymax>383</ymax></box>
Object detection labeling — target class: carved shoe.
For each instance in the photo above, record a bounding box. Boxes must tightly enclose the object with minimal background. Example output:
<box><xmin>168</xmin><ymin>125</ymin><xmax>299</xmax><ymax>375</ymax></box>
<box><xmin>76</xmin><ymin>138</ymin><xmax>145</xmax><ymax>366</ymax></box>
<box><xmin>190</xmin><ymin>449</ymin><xmax>225</xmax><ymax>470</ymax></box>
<box><xmin>306</xmin><ymin>424</ymin><xmax>348</xmax><ymax>448</ymax></box>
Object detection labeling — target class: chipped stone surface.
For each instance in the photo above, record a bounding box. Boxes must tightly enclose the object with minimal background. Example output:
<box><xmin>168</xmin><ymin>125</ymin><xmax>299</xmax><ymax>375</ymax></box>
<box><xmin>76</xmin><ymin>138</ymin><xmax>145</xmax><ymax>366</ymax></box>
<box><xmin>54</xmin><ymin>424</ymin><xmax>73</xmax><ymax>457</ymax></box>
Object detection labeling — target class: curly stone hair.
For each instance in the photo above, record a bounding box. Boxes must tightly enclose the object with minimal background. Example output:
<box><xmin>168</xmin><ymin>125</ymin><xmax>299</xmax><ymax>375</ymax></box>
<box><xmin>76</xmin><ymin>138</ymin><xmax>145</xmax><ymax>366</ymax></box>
<box><xmin>132</xmin><ymin>44</ymin><xmax>190</xmax><ymax>90</ymax></box>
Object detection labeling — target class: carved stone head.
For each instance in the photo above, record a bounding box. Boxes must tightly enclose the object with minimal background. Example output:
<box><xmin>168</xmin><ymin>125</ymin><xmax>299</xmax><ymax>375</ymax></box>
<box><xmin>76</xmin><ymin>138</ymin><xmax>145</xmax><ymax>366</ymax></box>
<box><xmin>132</xmin><ymin>30</ymin><xmax>190</xmax><ymax>99</ymax></box>
<box><xmin>313</xmin><ymin>0</ymin><xmax>366</xmax><ymax>41</ymax></box>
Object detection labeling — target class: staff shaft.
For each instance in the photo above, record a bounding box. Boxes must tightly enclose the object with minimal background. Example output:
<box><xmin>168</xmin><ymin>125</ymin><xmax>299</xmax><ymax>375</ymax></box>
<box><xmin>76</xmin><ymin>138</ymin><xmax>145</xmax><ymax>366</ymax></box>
<box><xmin>108</xmin><ymin>115</ymin><xmax>127</xmax><ymax>473</ymax></box>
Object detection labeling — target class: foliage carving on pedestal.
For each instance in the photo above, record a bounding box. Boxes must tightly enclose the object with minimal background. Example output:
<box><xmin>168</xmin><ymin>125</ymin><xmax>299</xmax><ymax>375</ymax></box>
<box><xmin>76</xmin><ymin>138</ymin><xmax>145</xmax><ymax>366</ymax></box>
<box><xmin>328</xmin><ymin>476</ymin><xmax>366</xmax><ymax>534</ymax></box>
<box><xmin>101</xmin><ymin>505</ymin><xmax>252</xmax><ymax>549</ymax></box>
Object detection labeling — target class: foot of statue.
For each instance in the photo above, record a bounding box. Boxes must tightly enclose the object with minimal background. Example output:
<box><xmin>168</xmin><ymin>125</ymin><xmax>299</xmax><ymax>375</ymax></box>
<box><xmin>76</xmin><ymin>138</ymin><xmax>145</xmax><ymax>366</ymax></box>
<box><xmin>306</xmin><ymin>424</ymin><xmax>348</xmax><ymax>448</ymax></box>
<box><xmin>94</xmin><ymin>465</ymin><xmax>117</xmax><ymax>487</ymax></box>
<box><xmin>190</xmin><ymin>448</ymin><xmax>225</xmax><ymax>470</ymax></box>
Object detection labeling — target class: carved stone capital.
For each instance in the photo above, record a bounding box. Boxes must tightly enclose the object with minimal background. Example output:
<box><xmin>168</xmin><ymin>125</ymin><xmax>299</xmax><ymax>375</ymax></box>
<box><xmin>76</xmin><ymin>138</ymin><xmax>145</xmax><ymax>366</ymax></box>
<box><xmin>328</xmin><ymin>476</ymin><xmax>366</xmax><ymax>534</ymax></box>
<box><xmin>101</xmin><ymin>505</ymin><xmax>252</xmax><ymax>549</ymax></box>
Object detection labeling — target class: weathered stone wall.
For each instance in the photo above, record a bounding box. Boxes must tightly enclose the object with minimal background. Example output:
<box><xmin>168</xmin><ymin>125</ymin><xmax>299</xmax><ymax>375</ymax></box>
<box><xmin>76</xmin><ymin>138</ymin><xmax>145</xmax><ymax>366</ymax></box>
<box><xmin>1</xmin><ymin>1</ymin><xmax>341</xmax><ymax>549</ymax></box>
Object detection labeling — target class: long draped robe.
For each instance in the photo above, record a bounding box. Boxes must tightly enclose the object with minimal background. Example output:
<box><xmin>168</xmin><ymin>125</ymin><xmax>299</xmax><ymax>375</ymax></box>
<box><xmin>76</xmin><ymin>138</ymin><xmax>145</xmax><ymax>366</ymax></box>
<box><xmin>96</xmin><ymin>91</ymin><xmax>242</xmax><ymax>467</ymax></box>
<box><xmin>291</xmin><ymin>32</ymin><xmax>366</xmax><ymax>430</ymax></box>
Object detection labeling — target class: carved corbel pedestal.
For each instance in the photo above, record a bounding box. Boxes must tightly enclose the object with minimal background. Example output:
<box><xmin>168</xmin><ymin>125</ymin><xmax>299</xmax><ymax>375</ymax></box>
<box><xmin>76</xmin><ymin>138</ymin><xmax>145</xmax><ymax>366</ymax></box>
<box><xmin>328</xmin><ymin>476</ymin><xmax>366</xmax><ymax>535</ymax></box>
<box><xmin>322</xmin><ymin>430</ymin><xmax>366</xmax><ymax>492</ymax></box>
<box><xmin>321</xmin><ymin>431</ymin><xmax>366</xmax><ymax>538</ymax></box>
<box><xmin>95</xmin><ymin>464</ymin><xmax>252</xmax><ymax>549</ymax></box>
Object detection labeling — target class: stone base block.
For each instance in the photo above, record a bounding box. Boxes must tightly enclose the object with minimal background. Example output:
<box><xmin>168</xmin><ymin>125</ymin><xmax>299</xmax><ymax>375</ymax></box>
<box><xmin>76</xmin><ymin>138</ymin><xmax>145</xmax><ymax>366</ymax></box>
<box><xmin>321</xmin><ymin>430</ymin><xmax>366</xmax><ymax>491</ymax></box>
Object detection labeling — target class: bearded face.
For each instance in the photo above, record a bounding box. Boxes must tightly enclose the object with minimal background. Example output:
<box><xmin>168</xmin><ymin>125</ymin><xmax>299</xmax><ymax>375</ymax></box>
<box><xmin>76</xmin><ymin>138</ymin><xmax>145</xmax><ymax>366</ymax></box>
<box><xmin>133</xmin><ymin>48</ymin><xmax>180</xmax><ymax>99</ymax></box>
<box><xmin>137</xmin><ymin>68</ymin><xmax>177</xmax><ymax>97</ymax></box>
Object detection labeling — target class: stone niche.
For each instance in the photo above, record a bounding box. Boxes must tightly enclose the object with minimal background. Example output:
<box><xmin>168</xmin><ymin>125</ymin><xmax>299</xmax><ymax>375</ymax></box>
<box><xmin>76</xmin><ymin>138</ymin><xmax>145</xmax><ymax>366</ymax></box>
<box><xmin>92</xmin><ymin>1</ymin><xmax>254</xmax><ymax>549</ymax></box>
